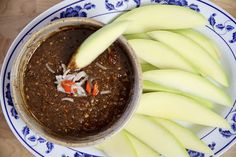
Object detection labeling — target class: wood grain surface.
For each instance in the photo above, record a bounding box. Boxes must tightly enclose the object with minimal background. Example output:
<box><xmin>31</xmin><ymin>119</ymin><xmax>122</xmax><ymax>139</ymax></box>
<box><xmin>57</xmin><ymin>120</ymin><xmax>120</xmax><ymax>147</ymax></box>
<box><xmin>0</xmin><ymin>0</ymin><xmax>235</xmax><ymax>156</ymax></box>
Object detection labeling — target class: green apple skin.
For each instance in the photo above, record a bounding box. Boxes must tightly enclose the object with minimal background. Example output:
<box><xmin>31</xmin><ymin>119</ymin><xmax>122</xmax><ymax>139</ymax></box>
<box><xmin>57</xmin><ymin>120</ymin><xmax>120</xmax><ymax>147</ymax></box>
<box><xmin>125</xmin><ymin>115</ymin><xmax>189</xmax><ymax>157</ymax></box>
<box><xmin>128</xmin><ymin>39</ymin><xmax>196</xmax><ymax>73</ymax></box>
<box><xmin>97</xmin><ymin>131</ymin><xmax>137</xmax><ymax>157</ymax></box>
<box><xmin>174</xmin><ymin>29</ymin><xmax>220</xmax><ymax>61</ymax></box>
<box><xmin>148</xmin><ymin>31</ymin><xmax>228</xmax><ymax>86</ymax></box>
<box><xmin>153</xmin><ymin>118</ymin><xmax>213</xmax><ymax>154</ymax></box>
<box><xmin>143</xmin><ymin>70</ymin><xmax>231</xmax><ymax>106</ymax></box>
<box><xmin>125</xmin><ymin>33</ymin><xmax>150</xmax><ymax>40</ymax></box>
<box><xmin>141</xmin><ymin>63</ymin><xmax>157</xmax><ymax>72</ymax></box>
<box><xmin>143</xmin><ymin>80</ymin><xmax>214</xmax><ymax>109</ymax></box>
<box><xmin>125</xmin><ymin>131</ymin><xmax>161</xmax><ymax>157</ymax></box>
<box><xmin>136</xmin><ymin>92</ymin><xmax>230</xmax><ymax>128</ymax></box>
<box><xmin>70</xmin><ymin>20</ymin><xmax>130</xmax><ymax>69</ymax></box>
<box><xmin>114</xmin><ymin>5</ymin><xmax>207</xmax><ymax>34</ymax></box>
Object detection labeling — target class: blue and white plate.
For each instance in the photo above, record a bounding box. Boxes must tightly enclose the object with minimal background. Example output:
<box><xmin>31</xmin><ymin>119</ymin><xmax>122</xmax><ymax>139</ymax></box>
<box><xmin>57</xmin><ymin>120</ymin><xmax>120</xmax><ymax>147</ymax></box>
<box><xmin>1</xmin><ymin>0</ymin><xmax>236</xmax><ymax>156</ymax></box>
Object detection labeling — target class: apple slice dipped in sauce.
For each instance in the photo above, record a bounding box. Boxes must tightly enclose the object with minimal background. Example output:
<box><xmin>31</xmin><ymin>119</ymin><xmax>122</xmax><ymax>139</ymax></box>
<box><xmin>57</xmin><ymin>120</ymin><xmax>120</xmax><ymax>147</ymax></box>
<box><xmin>68</xmin><ymin>20</ymin><xmax>130</xmax><ymax>70</ymax></box>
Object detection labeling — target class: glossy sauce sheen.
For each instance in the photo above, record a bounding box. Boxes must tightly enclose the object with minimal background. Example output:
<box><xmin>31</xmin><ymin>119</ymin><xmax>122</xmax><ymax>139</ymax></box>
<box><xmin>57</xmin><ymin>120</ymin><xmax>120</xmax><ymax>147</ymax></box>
<box><xmin>23</xmin><ymin>26</ymin><xmax>134</xmax><ymax>138</ymax></box>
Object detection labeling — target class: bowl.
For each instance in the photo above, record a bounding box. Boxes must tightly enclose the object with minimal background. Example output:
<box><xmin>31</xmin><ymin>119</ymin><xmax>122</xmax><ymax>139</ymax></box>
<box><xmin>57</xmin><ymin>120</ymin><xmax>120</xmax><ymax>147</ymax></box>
<box><xmin>10</xmin><ymin>17</ymin><xmax>142</xmax><ymax>147</ymax></box>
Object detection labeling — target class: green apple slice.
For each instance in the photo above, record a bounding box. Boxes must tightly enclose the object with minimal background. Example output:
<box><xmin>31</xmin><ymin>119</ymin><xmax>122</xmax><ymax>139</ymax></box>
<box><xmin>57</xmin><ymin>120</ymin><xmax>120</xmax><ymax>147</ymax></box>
<box><xmin>139</xmin><ymin>58</ymin><xmax>147</xmax><ymax>64</ymax></box>
<box><xmin>137</xmin><ymin>92</ymin><xmax>230</xmax><ymax>128</ymax></box>
<box><xmin>128</xmin><ymin>39</ymin><xmax>196</xmax><ymax>73</ymax></box>
<box><xmin>143</xmin><ymin>70</ymin><xmax>231</xmax><ymax>106</ymax></box>
<box><xmin>148</xmin><ymin>31</ymin><xmax>228</xmax><ymax>86</ymax></box>
<box><xmin>125</xmin><ymin>33</ymin><xmax>150</xmax><ymax>40</ymax></box>
<box><xmin>143</xmin><ymin>80</ymin><xmax>214</xmax><ymax>109</ymax></box>
<box><xmin>153</xmin><ymin>118</ymin><xmax>213</xmax><ymax>154</ymax></box>
<box><xmin>68</xmin><ymin>20</ymin><xmax>130</xmax><ymax>69</ymax></box>
<box><xmin>97</xmin><ymin>131</ymin><xmax>137</xmax><ymax>157</ymax></box>
<box><xmin>114</xmin><ymin>5</ymin><xmax>207</xmax><ymax>34</ymax></box>
<box><xmin>125</xmin><ymin>132</ymin><xmax>161</xmax><ymax>157</ymax></box>
<box><xmin>141</xmin><ymin>63</ymin><xmax>157</xmax><ymax>72</ymax></box>
<box><xmin>125</xmin><ymin>115</ymin><xmax>189</xmax><ymax>157</ymax></box>
<box><xmin>174</xmin><ymin>29</ymin><xmax>220</xmax><ymax>60</ymax></box>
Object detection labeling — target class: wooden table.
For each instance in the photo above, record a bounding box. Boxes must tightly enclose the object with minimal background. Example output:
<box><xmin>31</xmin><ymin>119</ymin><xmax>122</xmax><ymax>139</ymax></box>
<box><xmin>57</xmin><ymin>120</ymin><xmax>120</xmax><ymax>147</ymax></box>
<box><xmin>0</xmin><ymin>0</ymin><xmax>235</xmax><ymax>156</ymax></box>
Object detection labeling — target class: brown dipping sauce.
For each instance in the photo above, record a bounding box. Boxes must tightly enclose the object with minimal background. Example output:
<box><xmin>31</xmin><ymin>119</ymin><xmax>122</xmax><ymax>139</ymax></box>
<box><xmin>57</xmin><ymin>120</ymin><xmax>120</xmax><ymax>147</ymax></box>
<box><xmin>23</xmin><ymin>26</ymin><xmax>134</xmax><ymax>138</ymax></box>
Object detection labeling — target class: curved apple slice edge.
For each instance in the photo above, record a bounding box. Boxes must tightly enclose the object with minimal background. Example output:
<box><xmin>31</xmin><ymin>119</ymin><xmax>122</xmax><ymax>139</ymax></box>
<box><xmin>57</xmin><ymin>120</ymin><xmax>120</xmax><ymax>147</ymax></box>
<box><xmin>68</xmin><ymin>20</ymin><xmax>131</xmax><ymax>69</ymax></box>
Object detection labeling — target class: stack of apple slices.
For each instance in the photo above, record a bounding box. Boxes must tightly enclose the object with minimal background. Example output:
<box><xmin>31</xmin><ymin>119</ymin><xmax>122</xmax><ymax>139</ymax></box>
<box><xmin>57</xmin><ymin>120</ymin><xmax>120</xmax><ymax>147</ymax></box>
<box><xmin>68</xmin><ymin>4</ymin><xmax>232</xmax><ymax>157</ymax></box>
<box><xmin>95</xmin><ymin>4</ymin><xmax>232</xmax><ymax>157</ymax></box>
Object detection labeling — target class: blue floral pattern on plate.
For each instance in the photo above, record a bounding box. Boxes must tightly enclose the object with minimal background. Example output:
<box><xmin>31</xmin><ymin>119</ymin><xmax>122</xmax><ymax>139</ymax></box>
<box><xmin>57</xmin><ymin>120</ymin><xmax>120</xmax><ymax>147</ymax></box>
<box><xmin>188</xmin><ymin>150</ymin><xmax>205</xmax><ymax>157</ymax></box>
<box><xmin>51</xmin><ymin>2</ymin><xmax>96</xmax><ymax>21</ymax></box>
<box><xmin>22</xmin><ymin>125</ymin><xmax>54</xmax><ymax>153</ymax></box>
<box><xmin>104</xmin><ymin>0</ymin><xmax>140</xmax><ymax>11</ymax></box>
<box><xmin>208</xmin><ymin>13</ymin><xmax>236</xmax><ymax>43</ymax></box>
<box><xmin>5</xmin><ymin>72</ymin><xmax>19</xmax><ymax>119</ymax></box>
<box><xmin>187</xmin><ymin>142</ymin><xmax>216</xmax><ymax>157</ymax></box>
<box><xmin>218</xmin><ymin>110</ymin><xmax>236</xmax><ymax>138</ymax></box>
<box><xmin>150</xmin><ymin>0</ymin><xmax>200</xmax><ymax>12</ymax></box>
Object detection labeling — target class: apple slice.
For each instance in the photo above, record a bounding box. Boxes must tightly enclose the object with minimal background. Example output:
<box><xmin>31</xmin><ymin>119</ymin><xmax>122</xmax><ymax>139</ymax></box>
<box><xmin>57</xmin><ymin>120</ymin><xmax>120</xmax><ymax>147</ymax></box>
<box><xmin>114</xmin><ymin>5</ymin><xmax>207</xmax><ymax>34</ymax></box>
<box><xmin>143</xmin><ymin>70</ymin><xmax>231</xmax><ymax>106</ymax></box>
<box><xmin>128</xmin><ymin>39</ymin><xmax>196</xmax><ymax>73</ymax></box>
<box><xmin>97</xmin><ymin>131</ymin><xmax>137</xmax><ymax>157</ymax></box>
<box><xmin>139</xmin><ymin>58</ymin><xmax>147</xmax><ymax>64</ymax></box>
<box><xmin>125</xmin><ymin>33</ymin><xmax>150</xmax><ymax>40</ymax></box>
<box><xmin>125</xmin><ymin>115</ymin><xmax>189</xmax><ymax>157</ymax></box>
<box><xmin>153</xmin><ymin>118</ymin><xmax>213</xmax><ymax>154</ymax></box>
<box><xmin>143</xmin><ymin>80</ymin><xmax>213</xmax><ymax>108</ymax></box>
<box><xmin>148</xmin><ymin>31</ymin><xmax>228</xmax><ymax>86</ymax></box>
<box><xmin>137</xmin><ymin>92</ymin><xmax>230</xmax><ymax>128</ymax></box>
<box><xmin>68</xmin><ymin>20</ymin><xmax>130</xmax><ymax>69</ymax></box>
<box><xmin>141</xmin><ymin>63</ymin><xmax>157</xmax><ymax>72</ymax></box>
<box><xmin>125</xmin><ymin>132</ymin><xmax>161</xmax><ymax>157</ymax></box>
<box><xmin>174</xmin><ymin>29</ymin><xmax>220</xmax><ymax>60</ymax></box>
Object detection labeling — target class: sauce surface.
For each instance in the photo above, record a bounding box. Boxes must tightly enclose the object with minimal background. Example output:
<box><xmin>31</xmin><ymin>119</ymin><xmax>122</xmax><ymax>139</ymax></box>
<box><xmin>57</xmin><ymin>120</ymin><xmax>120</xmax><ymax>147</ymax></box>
<box><xmin>23</xmin><ymin>26</ymin><xmax>134</xmax><ymax>138</ymax></box>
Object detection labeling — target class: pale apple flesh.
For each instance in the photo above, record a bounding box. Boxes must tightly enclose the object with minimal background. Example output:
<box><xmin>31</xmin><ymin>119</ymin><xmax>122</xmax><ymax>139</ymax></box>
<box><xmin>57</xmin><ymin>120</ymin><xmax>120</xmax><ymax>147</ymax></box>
<box><xmin>143</xmin><ymin>70</ymin><xmax>231</xmax><ymax>106</ymax></box>
<box><xmin>125</xmin><ymin>115</ymin><xmax>189</xmax><ymax>157</ymax></box>
<box><xmin>97</xmin><ymin>131</ymin><xmax>137</xmax><ymax>157</ymax></box>
<box><xmin>114</xmin><ymin>5</ymin><xmax>208</xmax><ymax>34</ymax></box>
<box><xmin>68</xmin><ymin>20</ymin><xmax>130</xmax><ymax>69</ymax></box>
<box><xmin>128</xmin><ymin>39</ymin><xmax>196</xmax><ymax>73</ymax></box>
<box><xmin>137</xmin><ymin>92</ymin><xmax>230</xmax><ymax>128</ymax></box>
<box><xmin>148</xmin><ymin>31</ymin><xmax>228</xmax><ymax>86</ymax></box>
<box><xmin>174</xmin><ymin>29</ymin><xmax>220</xmax><ymax>61</ymax></box>
<box><xmin>153</xmin><ymin>118</ymin><xmax>213</xmax><ymax>154</ymax></box>
<box><xmin>125</xmin><ymin>33</ymin><xmax>150</xmax><ymax>40</ymax></box>
<box><xmin>143</xmin><ymin>80</ymin><xmax>214</xmax><ymax>109</ymax></box>
<box><xmin>125</xmin><ymin>131</ymin><xmax>161</xmax><ymax>157</ymax></box>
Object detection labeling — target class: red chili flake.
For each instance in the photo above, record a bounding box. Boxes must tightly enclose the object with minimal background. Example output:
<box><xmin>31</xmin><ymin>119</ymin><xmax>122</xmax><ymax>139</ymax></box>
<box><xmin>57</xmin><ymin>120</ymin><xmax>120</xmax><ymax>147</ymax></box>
<box><xmin>92</xmin><ymin>82</ymin><xmax>99</xmax><ymax>96</ymax></box>
<box><xmin>86</xmin><ymin>81</ymin><xmax>92</xmax><ymax>94</ymax></box>
<box><xmin>61</xmin><ymin>80</ymin><xmax>76</xmax><ymax>93</ymax></box>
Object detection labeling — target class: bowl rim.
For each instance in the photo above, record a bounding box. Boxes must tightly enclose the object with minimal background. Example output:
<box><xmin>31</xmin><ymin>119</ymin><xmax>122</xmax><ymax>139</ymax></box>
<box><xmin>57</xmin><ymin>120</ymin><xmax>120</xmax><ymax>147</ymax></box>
<box><xmin>10</xmin><ymin>17</ymin><xmax>142</xmax><ymax>147</ymax></box>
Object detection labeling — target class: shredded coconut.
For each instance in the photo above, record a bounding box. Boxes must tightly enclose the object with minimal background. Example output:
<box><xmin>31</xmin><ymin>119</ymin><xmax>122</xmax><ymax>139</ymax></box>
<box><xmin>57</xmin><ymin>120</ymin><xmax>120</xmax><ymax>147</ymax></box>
<box><xmin>46</xmin><ymin>63</ymin><xmax>55</xmax><ymax>73</ymax></box>
<box><xmin>95</xmin><ymin>62</ymin><xmax>107</xmax><ymax>70</ymax></box>
<box><xmin>61</xmin><ymin>97</ymin><xmax>74</xmax><ymax>102</ymax></box>
<box><xmin>61</xmin><ymin>63</ymin><xmax>67</xmax><ymax>73</ymax></box>
<box><xmin>55</xmin><ymin>64</ymin><xmax>88</xmax><ymax>97</ymax></box>
<box><xmin>63</xmin><ymin>69</ymin><xmax>70</xmax><ymax>78</ymax></box>
<box><xmin>100</xmin><ymin>90</ymin><xmax>111</xmax><ymax>95</ymax></box>
<box><xmin>73</xmin><ymin>71</ymin><xmax>87</xmax><ymax>82</ymax></box>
